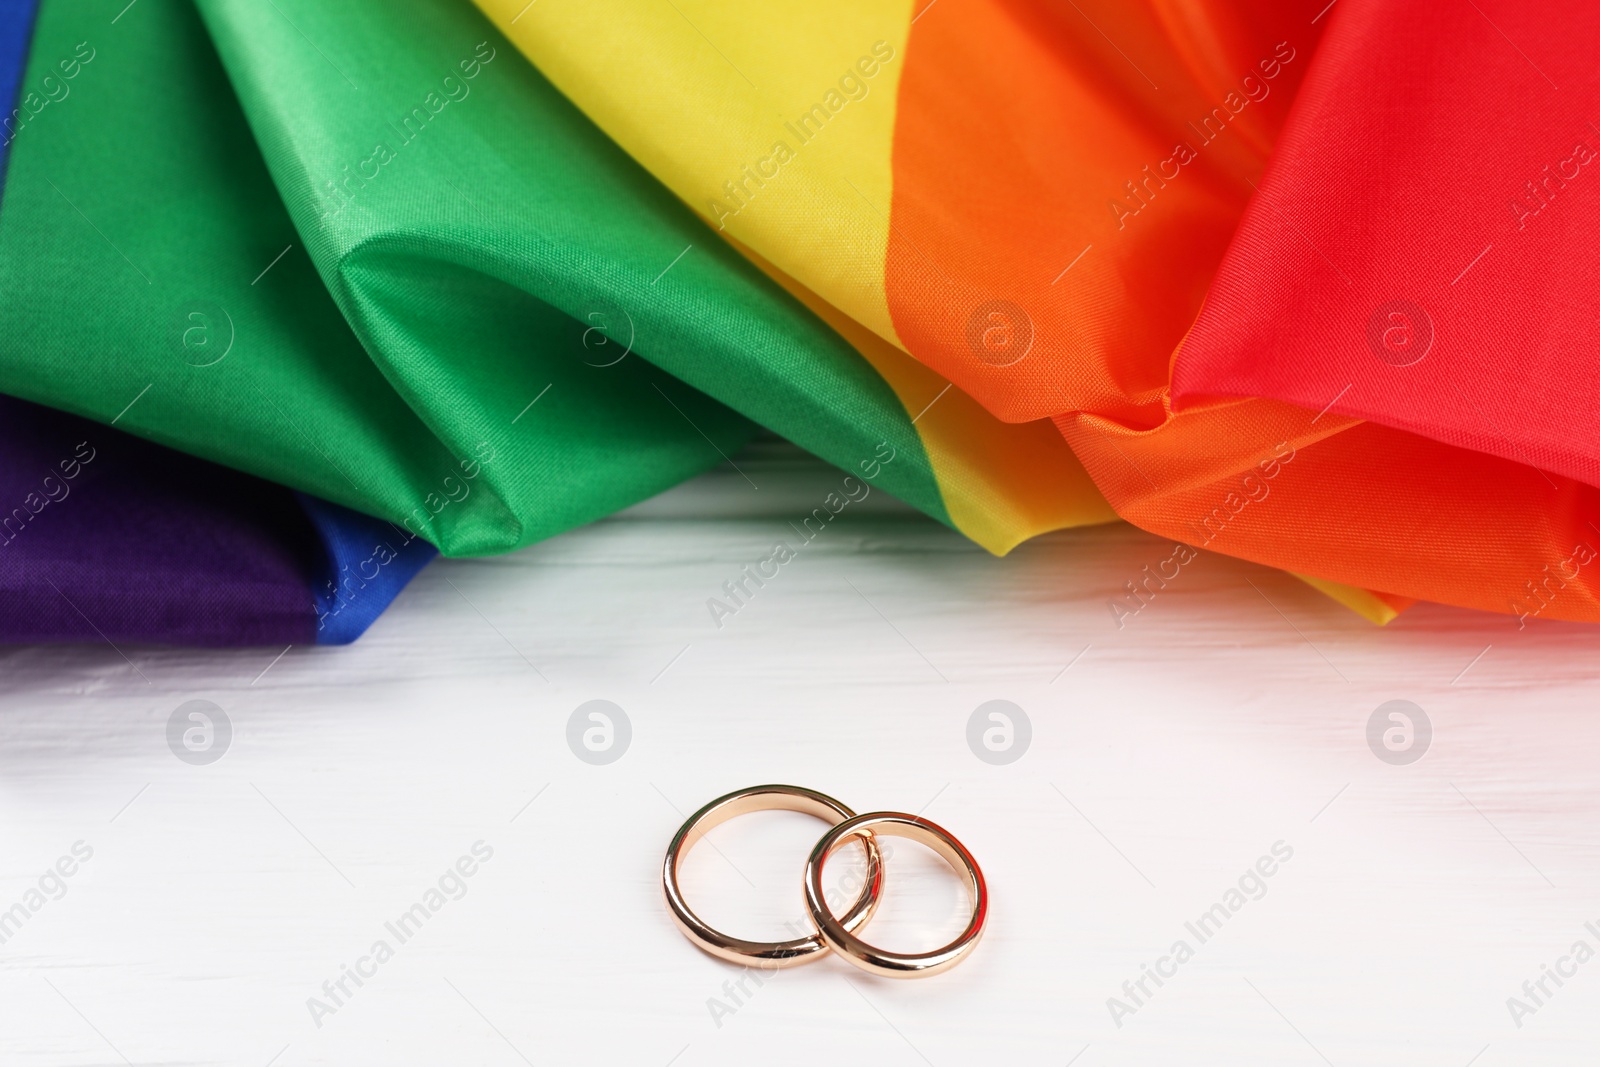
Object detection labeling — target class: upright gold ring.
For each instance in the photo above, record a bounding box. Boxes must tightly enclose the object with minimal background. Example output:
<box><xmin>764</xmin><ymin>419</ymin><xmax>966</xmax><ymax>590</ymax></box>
<box><xmin>805</xmin><ymin>812</ymin><xmax>987</xmax><ymax>978</ymax></box>
<box><xmin>663</xmin><ymin>784</ymin><xmax>885</xmax><ymax>967</ymax></box>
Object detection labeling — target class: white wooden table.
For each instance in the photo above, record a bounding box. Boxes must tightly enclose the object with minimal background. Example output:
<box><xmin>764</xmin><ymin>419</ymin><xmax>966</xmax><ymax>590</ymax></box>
<box><xmin>2</xmin><ymin>440</ymin><xmax>1597</xmax><ymax>1065</ymax></box>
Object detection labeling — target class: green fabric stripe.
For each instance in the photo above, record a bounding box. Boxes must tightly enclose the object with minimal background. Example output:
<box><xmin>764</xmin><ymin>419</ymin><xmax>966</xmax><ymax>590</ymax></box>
<box><xmin>0</xmin><ymin>0</ymin><xmax>949</xmax><ymax>556</ymax></box>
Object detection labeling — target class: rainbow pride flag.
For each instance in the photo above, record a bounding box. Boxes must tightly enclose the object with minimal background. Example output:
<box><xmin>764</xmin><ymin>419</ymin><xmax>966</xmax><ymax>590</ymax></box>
<box><xmin>479</xmin><ymin>0</ymin><xmax>1600</xmax><ymax>623</ymax></box>
<box><xmin>0</xmin><ymin>0</ymin><xmax>1594</xmax><ymax>642</ymax></box>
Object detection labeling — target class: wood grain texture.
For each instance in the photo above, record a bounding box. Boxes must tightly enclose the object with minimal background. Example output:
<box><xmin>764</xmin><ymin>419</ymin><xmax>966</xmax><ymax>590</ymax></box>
<box><xmin>1</xmin><ymin>440</ymin><xmax>1597</xmax><ymax>1065</ymax></box>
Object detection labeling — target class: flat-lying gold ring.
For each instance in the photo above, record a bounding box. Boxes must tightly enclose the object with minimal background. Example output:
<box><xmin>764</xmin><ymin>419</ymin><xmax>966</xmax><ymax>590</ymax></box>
<box><xmin>805</xmin><ymin>812</ymin><xmax>987</xmax><ymax>978</ymax></box>
<box><xmin>663</xmin><ymin>784</ymin><xmax>885</xmax><ymax>967</ymax></box>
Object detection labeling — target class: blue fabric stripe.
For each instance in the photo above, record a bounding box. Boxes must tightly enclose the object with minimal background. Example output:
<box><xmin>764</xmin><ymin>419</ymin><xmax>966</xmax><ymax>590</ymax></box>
<box><xmin>297</xmin><ymin>494</ymin><xmax>438</xmax><ymax>645</ymax></box>
<box><xmin>3</xmin><ymin>0</ymin><xmax>434</xmax><ymax>646</ymax></box>
<box><xmin>0</xmin><ymin>0</ymin><xmax>40</xmax><ymax>182</ymax></box>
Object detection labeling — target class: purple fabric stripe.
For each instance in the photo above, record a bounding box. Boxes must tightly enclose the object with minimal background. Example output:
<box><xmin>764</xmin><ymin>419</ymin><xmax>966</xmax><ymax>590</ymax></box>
<box><xmin>0</xmin><ymin>1</ymin><xmax>429</xmax><ymax>647</ymax></box>
<box><xmin>0</xmin><ymin>393</ymin><xmax>320</xmax><ymax>646</ymax></box>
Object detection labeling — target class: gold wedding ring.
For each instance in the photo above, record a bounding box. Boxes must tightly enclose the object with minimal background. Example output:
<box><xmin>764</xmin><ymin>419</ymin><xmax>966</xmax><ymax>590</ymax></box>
<box><xmin>662</xmin><ymin>784</ymin><xmax>884</xmax><ymax>967</ymax></box>
<box><xmin>664</xmin><ymin>786</ymin><xmax>989</xmax><ymax>978</ymax></box>
<box><xmin>805</xmin><ymin>812</ymin><xmax>987</xmax><ymax>978</ymax></box>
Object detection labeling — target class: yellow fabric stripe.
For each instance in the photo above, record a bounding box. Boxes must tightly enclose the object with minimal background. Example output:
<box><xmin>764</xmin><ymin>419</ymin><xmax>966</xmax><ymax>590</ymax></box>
<box><xmin>732</xmin><ymin>237</ymin><xmax>1118</xmax><ymax>553</ymax></box>
<box><xmin>477</xmin><ymin>0</ymin><xmax>910</xmax><ymax>349</ymax></box>
<box><xmin>479</xmin><ymin>0</ymin><xmax>1401</xmax><ymax>621</ymax></box>
<box><xmin>1293</xmin><ymin>574</ymin><xmax>1404</xmax><ymax>626</ymax></box>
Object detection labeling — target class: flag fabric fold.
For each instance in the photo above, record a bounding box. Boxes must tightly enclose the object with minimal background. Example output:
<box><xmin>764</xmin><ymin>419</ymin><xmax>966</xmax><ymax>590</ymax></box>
<box><xmin>1</xmin><ymin>0</ymin><xmax>1596</xmax><ymax>642</ymax></box>
<box><xmin>479</xmin><ymin>0</ymin><xmax>1600</xmax><ymax>623</ymax></box>
<box><xmin>0</xmin><ymin>0</ymin><xmax>430</xmax><ymax>646</ymax></box>
<box><xmin>0</xmin><ymin>392</ymin><xmax>434</xmax><ymax>646</ymax></box>
<box><xmin>1170</xmin><ymin>0</ymin><xmax>1600</xmax><ymax>622</ymax></box>
<box><xmin>0</xmin><ymin>0</ymin><xmax>1108</xmax><ymax>582</ymax></box>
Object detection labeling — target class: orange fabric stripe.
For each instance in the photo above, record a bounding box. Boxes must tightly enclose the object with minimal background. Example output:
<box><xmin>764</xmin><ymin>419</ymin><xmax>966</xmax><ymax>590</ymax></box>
<box><xmin>885</xmin><ymin>0</ymin><xmax>1600</xmax><ymax>622</ymax></box>
<box><xmin>884</xmin><ymin>0</ymin><xmax>1304</xmax><ymax>424</ymax></box>
<box><xmin>730</xmin><ymin>236</ymin><xmax>1118</xmax><ymax>551</ymax></box>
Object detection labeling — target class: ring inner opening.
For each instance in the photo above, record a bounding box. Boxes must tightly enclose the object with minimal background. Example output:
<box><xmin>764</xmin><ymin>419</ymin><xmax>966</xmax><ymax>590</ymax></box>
<box><xmin>681</xmin><ymin>808</ymin><xmax>873</xmax><ymax>943</ymax></box>
<box><xmin>821</xmin><ymin>830</ymin><xmax>973</xmax><ymax>955</ymax></box>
